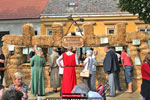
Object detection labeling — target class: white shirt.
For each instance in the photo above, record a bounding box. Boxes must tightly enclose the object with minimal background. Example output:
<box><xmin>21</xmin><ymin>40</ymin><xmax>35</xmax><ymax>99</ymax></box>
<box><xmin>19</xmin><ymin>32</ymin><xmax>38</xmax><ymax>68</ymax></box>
<box><xmin>83</xmin><ymin>56</ymin><xmax>93</xmax><ymax>74</ymax></box>
<box><xmin>57</xmin><ymin>59</ymin><xmax>64</xmax><ymax>74</ymax></box>
<box><xmin>92</xmin><ymin>55</ymin><xmax>99</xmax><ymax>71</ymax></box>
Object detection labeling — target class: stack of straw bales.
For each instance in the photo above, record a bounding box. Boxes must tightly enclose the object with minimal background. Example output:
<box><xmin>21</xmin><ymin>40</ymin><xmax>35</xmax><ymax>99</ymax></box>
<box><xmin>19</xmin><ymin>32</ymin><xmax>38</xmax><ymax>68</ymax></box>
<box><xmin>22</xmin><ymin>24</ymin><xmax>35</xmax><ymax>46</ymax></box>
<box><xmin>83</xmin><ymin>23</ymin><xmax>96</xmax><ymax>46</ymax></box>
<box><xmin>114</xmin><ymin>23</ymin><xmax>126</xmax><ymax>45</ymax></box>
<box><xmin>2</xmin><ymin>35</ymin><xmax>23</xmax><ymax>45</ymax></box>
<box><xmin>32</xmin><ymin>36</ymin><xmax>54</xmax><ymax>46</ymax></box>
<box><xmin>52</xmin><ymin>23</ymin><xmax>63</xmax><ymax>47</ymax></box>
<box><xmin>96</xmin><ymin>34</ymin><xmax>116</xmax><ymax>45</ymax></box>
<box><xmin>127</xmin><ymin>32</ymin><xmax>150</xmax><ymax>63</ymax></box>
<box><xmin>95</xmin><ymin>23</ymin><xmax>126</xmax><ymax>46</ymax></box>
<box><xmin>126</xmin><ymin>32</ymin><xmax>149</xmax><ymax>43</ymax></box>
<box><xmin>2</xmin><ymin>43</ymin><xmax>9</xmax><ymax>59</ymax></box>
<box><xmin>9</xmin><ymin>46</ymin><xmax>23</xmax><ymax>65</ymax></box>
<box><xmin>126</xmin><ymin>32</ymin><xmax>150</xmax><ymax>89</ymax></box>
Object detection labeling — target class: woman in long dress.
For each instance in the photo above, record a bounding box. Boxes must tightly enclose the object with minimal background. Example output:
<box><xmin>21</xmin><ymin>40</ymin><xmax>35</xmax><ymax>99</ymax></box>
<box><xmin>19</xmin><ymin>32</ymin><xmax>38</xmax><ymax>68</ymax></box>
<box><xmin>57</xmin><ymin>47</ymin><xmax>78</xmax><ymax>95</ymax></box>
<box><xmin>30</xmin><ymin>48</ymin><xmax>46</xmax><ymax>96</ymax></box>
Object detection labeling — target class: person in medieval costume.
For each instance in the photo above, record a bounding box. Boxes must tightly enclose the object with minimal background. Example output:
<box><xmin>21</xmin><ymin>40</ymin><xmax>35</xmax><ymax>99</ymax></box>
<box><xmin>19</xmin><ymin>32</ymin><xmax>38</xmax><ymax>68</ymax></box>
<box><xmin>30</xmin><ymin>48</ymin><xmax>46</xmax><ymax>96</ymax></box>
<box><xmin>57</xmin><ymin>46</ymin><xmax>78</xmax><ymax>96</ymax></box>
<box><xmin>48</xmin><ymin>47</ymin><xmax>60</xmax><ymax>93</ymax></box>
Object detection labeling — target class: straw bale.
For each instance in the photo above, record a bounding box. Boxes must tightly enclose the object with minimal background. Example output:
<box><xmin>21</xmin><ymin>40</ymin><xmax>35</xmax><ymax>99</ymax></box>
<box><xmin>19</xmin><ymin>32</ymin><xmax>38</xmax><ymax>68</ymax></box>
<box><xmin>94</xmin><ymin>36</ymin><xmax>100</xmax><ymax>46</ymax></box>
<box><xmin>22</xmin><ymin>24</ymin><xmax>35</xmax><ymax>36</ymax></box>
<box><xmin>137</xmin><ymin>32</ymin><xmax>149</xmax><ymax>41</ymax></box>
<box><xmin>115</xmin><ymin>23</ymin><xmax>126</xmax><ymax>45</ymax></box>
<box><xmin>108</xmin><ymin>35</ymin><xmax>117</xmax><ymax>45</ymax></box>
<box><xmin>97</xmin><ymin>34</ymin><xmax>117</xmax><ymax>45</ymax></box>
<box><xmin>9</xmin><ymin>54</ymin><xmax>22</xmax><ymax>59</ymax></box>
<box><xmin>139</xmin><ymin>42</ymin><xmax>149</xmax><ymax>50</ymax></box>
<box><xmin>52</xmin><ymin>23</ymin><xmax>63</xmax><ymax>47</ymax></box>
<box><xmin>129</xmin><ymin>50</ymin><xmax>138</xmax><ymax>57</ymax></box>
<box><xmin>9</xmin><ymin>59</ymin><xmax>22</xmax><ymax>65</ymax></box>
<box><xmin>140</xmin><ymin>48</ymin><xmax>150</xmax><ymax>56</ymax></box>
<box><xmin>23</xmin><ymin>35</ymin><xmax>32</xmax><ymax>46</ymax></box>
<box><xmin>83</xmin><ymin>23</ymin><xmax>96</xmax><ymax>46</ymax></box>
<box><xmin>115</xmin><ymin>23</ymin><xmax>126</xmax><ymax>35</ymax></box>
<box><xmin>140</xmin><ymin>55</ymin><xmax>145</xmax><ymax>62</ymax></box>
<box><xmin>32</xmin><ymin>36</ymin><xmax>54</xmax><ymax>46</ymax></box>
<box><xmin>126</xmin><ymin>32</ymin><xmax>136</xmax><ymax>42</ymax></box>
<box><xmin>2</xmin><ymin>35</ymin><xmax>23</xmax><ymax>45</ymax></box>
<box><xmin>126</xmin><ymin>32</ymin><xmax>149</xmax><ymax>42</ymax></box>
<box><xmin>83</xmin><ymin>23</ymin><xmax>94</xmax><ymax>37</ymax></box>
<box><xmin>2</xmin><ymin>45</ymin><xmax>9</xmax><ymax>57</ymax></box>
<box><xmin>128</xmin><ymin>43</ymin><xmax>138</xmax><ymax>51</ymax></box>
<box><xmin>84</xmin><ymin>36</ymin><xmax>96</xmax><ymax>46</ymax></box>
<box><xmin>14</xmin><ymin>47</ymin><xmax>22</xmax><ymax>54</ymax></box>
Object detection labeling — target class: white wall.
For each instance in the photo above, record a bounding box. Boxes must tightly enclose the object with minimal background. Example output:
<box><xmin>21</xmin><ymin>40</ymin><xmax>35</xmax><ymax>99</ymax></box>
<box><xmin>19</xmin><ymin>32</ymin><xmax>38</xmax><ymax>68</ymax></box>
<box><xmin>0</xmin><ymin>19</ymin><xmax>41</xmax><ymax>35</ymax></box>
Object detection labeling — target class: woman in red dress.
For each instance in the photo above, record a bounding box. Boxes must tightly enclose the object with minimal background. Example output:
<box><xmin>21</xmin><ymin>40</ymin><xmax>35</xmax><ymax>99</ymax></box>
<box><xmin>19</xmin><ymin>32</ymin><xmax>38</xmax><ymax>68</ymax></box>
<box><xmin>57</xmin><ymin>47</ymin><xmax>78</xmax><ymax>95</ymax></box>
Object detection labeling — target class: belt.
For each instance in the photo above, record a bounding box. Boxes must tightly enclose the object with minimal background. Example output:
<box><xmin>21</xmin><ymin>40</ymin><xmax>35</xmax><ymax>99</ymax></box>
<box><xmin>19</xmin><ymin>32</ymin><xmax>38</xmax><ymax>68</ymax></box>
<box><xmin>64</xmin><ymin>66</ymin><xmax>73</xmax><ymax>67</ymax></box>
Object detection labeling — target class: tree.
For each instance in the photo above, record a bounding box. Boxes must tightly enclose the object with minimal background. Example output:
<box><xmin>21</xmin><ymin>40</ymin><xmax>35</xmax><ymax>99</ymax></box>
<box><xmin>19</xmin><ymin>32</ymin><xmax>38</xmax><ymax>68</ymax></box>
<box><xmin>118</xmin><ymin>0</ymin><xmax>150</xmax><ymax>24</ymax></box>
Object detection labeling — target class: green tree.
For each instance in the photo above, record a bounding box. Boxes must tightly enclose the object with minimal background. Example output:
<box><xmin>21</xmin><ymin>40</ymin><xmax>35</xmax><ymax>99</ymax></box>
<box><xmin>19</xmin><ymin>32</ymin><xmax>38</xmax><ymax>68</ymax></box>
<box><xmin>118</xmin><ymin>0</ymin><xmax>150</xmax><ymax>24</ymax></box>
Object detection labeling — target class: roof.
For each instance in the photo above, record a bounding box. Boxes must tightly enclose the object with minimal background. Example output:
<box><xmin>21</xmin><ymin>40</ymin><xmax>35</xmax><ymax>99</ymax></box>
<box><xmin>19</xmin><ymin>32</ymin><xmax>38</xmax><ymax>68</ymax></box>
<box><xmin>43</xmin><ymin>0</ymin><xmax>126</xmax><ymax>16</ymax></box>
<box><xmin>0</xmin><ymin>0</ymin><xmax>48</xmax><ymax>20</ymax></box>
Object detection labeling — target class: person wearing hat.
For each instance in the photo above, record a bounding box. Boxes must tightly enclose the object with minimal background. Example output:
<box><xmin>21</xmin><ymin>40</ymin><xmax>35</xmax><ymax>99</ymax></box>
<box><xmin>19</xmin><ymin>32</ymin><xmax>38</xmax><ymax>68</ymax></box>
<box><xmin>57</xmin><ymin>46</ymin><xmax>78</xmax><ymax>96</ymax></box>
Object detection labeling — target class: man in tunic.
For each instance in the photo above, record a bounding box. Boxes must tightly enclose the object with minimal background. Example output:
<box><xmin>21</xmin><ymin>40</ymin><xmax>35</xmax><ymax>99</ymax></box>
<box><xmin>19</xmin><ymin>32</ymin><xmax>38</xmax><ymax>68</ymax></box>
<box><xmin>48</xmin><ymin>47</ymin><xmax>60</xmax><ymax>93</ymax></box>
<box><xmin>57</xmin><ymin>46</ymin><xmax>78</xmax><ymax>96</ymax></box>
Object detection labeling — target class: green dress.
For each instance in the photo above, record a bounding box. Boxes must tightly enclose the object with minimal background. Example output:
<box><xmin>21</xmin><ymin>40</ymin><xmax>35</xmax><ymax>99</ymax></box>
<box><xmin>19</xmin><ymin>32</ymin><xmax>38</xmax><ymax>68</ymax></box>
<box><xmin>30</xmin><ymin>55</ymin><xmax>46</xmax><ymax>95</ymax></box>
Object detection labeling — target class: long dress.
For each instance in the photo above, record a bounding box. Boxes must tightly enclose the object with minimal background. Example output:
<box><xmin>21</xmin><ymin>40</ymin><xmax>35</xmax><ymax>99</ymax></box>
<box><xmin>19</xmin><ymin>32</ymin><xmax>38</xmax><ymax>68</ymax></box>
<box><xmin>49</xmin><ymin>51</ymin><xmax>60</xmax><ymax>89</ymax></box>
<box><xmin>61</xmin><ymin>52</ymin><xmax>77</xmax><ymax>95</ymax></box>
<box><xmin>30</xmin><ymin>55</ymin><xmax>46</xmax><ymax>95</ymax></box>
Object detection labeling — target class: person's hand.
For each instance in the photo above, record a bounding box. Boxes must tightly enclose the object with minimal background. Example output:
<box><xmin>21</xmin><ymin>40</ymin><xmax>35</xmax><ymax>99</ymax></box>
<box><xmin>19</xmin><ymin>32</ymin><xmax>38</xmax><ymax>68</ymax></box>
<box><xmin>22</xmin><ymin>92</ymin><xmax>27</xmax><ymax>100</ymax></box>
<box><xmin>48</xmin><ymin>67</ymin><xmax>51</xmax><ymax>72</ymax></box>
<box><xmin>123</xmin><ymin>65</ymin><xmax>125</xmax><ymax>69</ymax></box>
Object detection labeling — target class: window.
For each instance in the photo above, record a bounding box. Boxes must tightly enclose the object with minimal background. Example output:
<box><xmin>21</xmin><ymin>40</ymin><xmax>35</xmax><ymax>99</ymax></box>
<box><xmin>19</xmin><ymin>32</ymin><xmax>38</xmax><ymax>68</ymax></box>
<box><xmin>48</xmin><ymin>29</ymin><xmax>52</xmax><ymax>36</ymax></box>
<box><xmin>107</xmin><ymin>28</ymin><xmax>114</xmax><ymax>34</ymax></box>
<box><xmin>139</xmin><ymin>28</ymin><xmax>145</xmax><ymax>32</ymax></box>
<box><xmin>68</xmin><ymin>2</ymin><xmax>78</xmax><ymax>7</ymax></box>
<box><xmin>35</xmin><ymin>30</ymin><xmax>38</xmax><ymax>35</ymax></box>
<box><xmin>139</xmin><ymin>28</ymin><xmax>150</xmax><ymax>48</ymax></box>
<box><xmin>0</xmin><ymin>31</ymin><xmax>9</xmax><ymax>47</ymax></box>
<box><xmin>48</xmin><ymin>47</ymin><xmax>53</xmax><ymax>54</ymax></box>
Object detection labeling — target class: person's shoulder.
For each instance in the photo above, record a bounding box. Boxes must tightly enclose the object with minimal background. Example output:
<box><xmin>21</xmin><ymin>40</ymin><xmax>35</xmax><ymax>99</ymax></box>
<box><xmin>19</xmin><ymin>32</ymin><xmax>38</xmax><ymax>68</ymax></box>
<box><xmin>142</xmin><ymin>62</ymin><xmax>147</xmax><ymax>66</ymax></box>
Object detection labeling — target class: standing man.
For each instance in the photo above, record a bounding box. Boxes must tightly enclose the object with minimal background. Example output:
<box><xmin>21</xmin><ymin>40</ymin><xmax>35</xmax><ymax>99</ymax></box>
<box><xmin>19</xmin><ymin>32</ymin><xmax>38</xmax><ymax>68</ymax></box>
<box><xmin>111</xmin><ymin>47</ymin><xmax>122</xmax><ymax>91</ymax></box>
<box><xmin>0</xmin><ymin>48</ymin><xmax>5</xmax><ymax>85</ymax></box>
<box><xmin>48</xmin><ymin>47</ymin><xmax>60</xmax><ymax>93</ymax></box>
<box><xmin>103</xmin><ymin>46</ymin><xmax>118</xmax><ymax>97</ymax></box>
<box><xmin>91</xmin><ymin>49</ymin><xmax>99</xmax><ymax>91</ymax></box>
<box><xmin>57</xmin><ymin>46</ymin><xmax>78</xmax><ymax>96</ymax></box>
<box><xmin>28</xmin><ymin>45</ymin><xmax>37</xmax><ymax>89</ymax></box>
